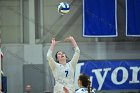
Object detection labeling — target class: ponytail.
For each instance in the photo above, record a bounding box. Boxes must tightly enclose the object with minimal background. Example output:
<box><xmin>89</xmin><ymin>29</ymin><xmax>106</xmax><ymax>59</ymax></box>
<box><xmin>79</xmin><ymin>74</ymin><xmax>91</xmax><ymax>93</ymax></box>
<box><xmin>87</xmin><ymin>79</ymin><xmax>91</xmax><ymax>93</ymax></box>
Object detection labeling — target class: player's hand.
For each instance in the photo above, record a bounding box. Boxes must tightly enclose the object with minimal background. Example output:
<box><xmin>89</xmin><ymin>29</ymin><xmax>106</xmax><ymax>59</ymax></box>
<box><xmin>64</xmin><ymin>36</ymin><xmax>77</xmax><ymax>48</ymax></box>
<box><xmin>51</xmin><ymin>38</ymin><xmax>60</xmax><ymax>45</ymax></box>
<box><xmin>64</xmin><ymin>36</ymin><xmax>74</xmax><ymax>42</ymax></box>
<box><xmin>63</xmin><ymin>87</ymin><xmax>69</xmax><ymax>93</ymax></box>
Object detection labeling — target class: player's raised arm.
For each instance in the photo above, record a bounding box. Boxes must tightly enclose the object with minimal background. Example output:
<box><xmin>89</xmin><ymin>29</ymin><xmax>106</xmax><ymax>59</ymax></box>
<box><xmin>47</xmin><ymin>38</ymin><xmax>59</xmax><ymax>70</ymax></box>
<box><xmin>64</xmin><ymin>36</ymin><xmax>80</xmax><ymax>68</ymax></box>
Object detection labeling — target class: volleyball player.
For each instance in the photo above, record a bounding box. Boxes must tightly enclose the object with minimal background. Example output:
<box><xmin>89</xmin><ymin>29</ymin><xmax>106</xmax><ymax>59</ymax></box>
<box><xmin>47</xmin><ymin>36</ymin><xmax>80</xmax><ymax>93</ymax></box>
<box><xmin>63</xmin><ymin>74</ymin><xmax>95</xmax><ymax>93</ymax></box>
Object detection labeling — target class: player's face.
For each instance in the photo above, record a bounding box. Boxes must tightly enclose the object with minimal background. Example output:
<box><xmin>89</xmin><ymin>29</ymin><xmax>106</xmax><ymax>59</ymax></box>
<box><xmin>57</xmin><ymin>51</ymin><xmax>67</xmax><ymax>61</ymax></box>
<box><xmin>78</xmin><ymin>79</ymin><xmax>81</xmax><ymax>87</ymax></box>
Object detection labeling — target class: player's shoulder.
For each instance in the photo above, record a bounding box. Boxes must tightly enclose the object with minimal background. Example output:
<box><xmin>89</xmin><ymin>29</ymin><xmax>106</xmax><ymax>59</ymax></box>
<box><xmin>75</xmin><ymin>88</ymin><xmax>88</xmax><ymax>93</ymax></box>
<box><xmin>75</xmin><ymin>88</ymin><xmax>95</xmax><ymax>93</ymax></box>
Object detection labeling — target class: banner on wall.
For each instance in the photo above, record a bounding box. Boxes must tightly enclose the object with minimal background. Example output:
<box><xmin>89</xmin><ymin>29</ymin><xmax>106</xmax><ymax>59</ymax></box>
<box><xmin>74</xmin><ymin>60</ymin><xmax>140</xmax><ymax>90</ymax></box>
<box><xmin>83</xmin><ymin>0</ymin><xmax>118</xmax><ymax>37</ymax></box>
<box><xmin>126</xmin><ymin>0</ymin><xmax>140</xmax><ymax>36</ymax></box>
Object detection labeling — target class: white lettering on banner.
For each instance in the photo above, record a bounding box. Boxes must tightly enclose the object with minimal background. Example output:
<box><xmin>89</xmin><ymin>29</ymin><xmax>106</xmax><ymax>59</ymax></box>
<box><xmin>129</xmin><ymin>67</ymin><xmax>140</xmax><ymax>83</ymax></box>
<box><xmin>91</xmin><ymin>66</ymin><xmax>140</xmax><ymax>90</ymax></box>
<box><xmin>111</xmin><ymin>67</ymin><xmax>128</xmax><ymax>84</ymax></box>
<box><xmin>75</xmin><ymin>62</ymin><xmax>140</xmax><ymax>90</ymax></box>
<box><xmin>92</xmin><ymin>68</ymin><xmax>111</xmax><ymax>90</ymax></box>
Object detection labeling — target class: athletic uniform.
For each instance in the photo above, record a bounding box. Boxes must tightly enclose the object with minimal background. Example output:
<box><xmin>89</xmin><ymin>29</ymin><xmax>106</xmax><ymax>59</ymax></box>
<box><xmin>75</xmin><ymin>88</ymin><xmax>95</xmax><ymax>93</ymax></box>
<box><xmin>47</xmin><ymin>47</ymin><xmax>80</xmax><ymax>93</ymax></box>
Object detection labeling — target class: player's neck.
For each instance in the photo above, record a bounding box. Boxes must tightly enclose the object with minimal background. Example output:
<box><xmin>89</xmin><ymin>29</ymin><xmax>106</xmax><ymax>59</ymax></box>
<box><xmin>79</xmin><ymin>82</ymin><xmax>85</xmax><ymax>88</ymax></box>
<box><xmin>80</xmin><ymin>86</ymin><xmax>86</xmax><ymax>88</ymax></box>
<box><xmin>59</xmin><ymin>60</ymin><xmax>66</xmax><ymax>66</ymax></box>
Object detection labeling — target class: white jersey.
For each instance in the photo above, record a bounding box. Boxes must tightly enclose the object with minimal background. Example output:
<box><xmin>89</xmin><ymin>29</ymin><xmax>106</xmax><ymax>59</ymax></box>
<box><xmin>75</xmin><ymin>88</ymin><xmax>95</xmax><ymax>93</ymax></box>
<box><xmin>47</xmin><ymin>47</ymin><xmax>80</xmax><ymax>93</ymax></box>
